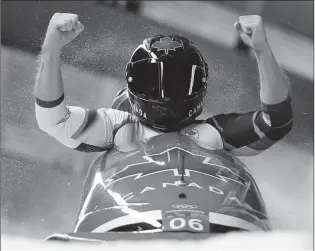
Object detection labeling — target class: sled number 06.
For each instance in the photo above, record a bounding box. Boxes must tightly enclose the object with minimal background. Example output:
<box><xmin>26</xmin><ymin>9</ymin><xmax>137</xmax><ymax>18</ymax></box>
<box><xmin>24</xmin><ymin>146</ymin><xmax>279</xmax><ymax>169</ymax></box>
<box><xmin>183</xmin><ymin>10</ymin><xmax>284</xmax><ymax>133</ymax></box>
<box><xmin>169</xmin><ymin>218</ymin><xmax>204</xmax><ymax>231</ymax></box>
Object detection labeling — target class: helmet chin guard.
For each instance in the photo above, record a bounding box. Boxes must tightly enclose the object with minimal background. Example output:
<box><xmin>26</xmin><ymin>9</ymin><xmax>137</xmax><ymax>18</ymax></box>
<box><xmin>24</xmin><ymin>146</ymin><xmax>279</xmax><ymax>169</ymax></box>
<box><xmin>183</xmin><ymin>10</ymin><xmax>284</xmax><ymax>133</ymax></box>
<box><xmin>126</xmin><ymin>35</ymin><xmax>208</xmax><ymax>131</ymax></box>
<box><xmin>128</xmin><ymin>88</ymin><xmax>206</xmax><ymax>132</ymax></box>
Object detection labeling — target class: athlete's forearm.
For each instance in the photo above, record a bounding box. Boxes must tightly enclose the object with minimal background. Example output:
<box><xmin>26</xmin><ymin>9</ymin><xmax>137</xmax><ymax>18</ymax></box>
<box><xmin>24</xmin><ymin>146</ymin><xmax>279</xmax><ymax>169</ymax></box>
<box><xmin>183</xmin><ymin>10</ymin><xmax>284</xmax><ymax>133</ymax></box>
<box><xmin>34</xmin><ymin>40</ymin><xmax>64</xmax><ymax>101</ymax></box>
<box><xmin>255</xmin><ymin>46</ymin><xmax>291</xmax><ymax>105</ymax></box>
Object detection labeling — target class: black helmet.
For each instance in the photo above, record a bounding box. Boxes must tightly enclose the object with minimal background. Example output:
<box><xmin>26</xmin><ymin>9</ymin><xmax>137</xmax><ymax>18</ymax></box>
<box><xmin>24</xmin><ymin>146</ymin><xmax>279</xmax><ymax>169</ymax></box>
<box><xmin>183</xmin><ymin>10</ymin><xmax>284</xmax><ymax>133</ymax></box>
<box><xmin>126</xmin><ymin>34</ymin><xmax>208</xmax><ymax>132</ymax></box>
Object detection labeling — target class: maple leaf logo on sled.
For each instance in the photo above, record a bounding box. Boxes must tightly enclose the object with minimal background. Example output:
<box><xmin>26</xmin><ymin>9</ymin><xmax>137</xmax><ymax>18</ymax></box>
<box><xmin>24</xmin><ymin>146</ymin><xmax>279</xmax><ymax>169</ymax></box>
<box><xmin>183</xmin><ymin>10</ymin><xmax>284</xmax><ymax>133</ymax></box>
<box><xmin>151</xmin><ymin>37</ymin><xmax>183</xmax><ymax>54</ymax></box>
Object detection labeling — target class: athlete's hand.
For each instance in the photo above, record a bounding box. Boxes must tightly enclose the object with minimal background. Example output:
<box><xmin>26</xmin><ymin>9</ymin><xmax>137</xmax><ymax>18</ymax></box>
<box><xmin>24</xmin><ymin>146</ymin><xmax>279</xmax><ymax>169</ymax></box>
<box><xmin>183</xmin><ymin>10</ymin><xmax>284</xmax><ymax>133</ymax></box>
<box><xmin>44</xmin><ymin>13</ymin><xmax>84</xmax><ymax>49</ymax></box>
<box><xmin>234</xmin><ymin>15</ymin><xmax>269</xmax><ymax>53</ymax></box>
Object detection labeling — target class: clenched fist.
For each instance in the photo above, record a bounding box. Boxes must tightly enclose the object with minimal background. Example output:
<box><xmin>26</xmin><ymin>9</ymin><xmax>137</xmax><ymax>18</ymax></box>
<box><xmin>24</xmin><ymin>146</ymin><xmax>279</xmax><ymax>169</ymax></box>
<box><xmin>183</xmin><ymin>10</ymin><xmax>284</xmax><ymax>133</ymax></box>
<box><xmin>234</xmin><ymin>15</ymin><xmax>269</xmax><ymax>53</ymax></box>
<box><xmin>44</xmin><ymin>13</ymin><xmax>84</xmax><ymax>49</ymax></box>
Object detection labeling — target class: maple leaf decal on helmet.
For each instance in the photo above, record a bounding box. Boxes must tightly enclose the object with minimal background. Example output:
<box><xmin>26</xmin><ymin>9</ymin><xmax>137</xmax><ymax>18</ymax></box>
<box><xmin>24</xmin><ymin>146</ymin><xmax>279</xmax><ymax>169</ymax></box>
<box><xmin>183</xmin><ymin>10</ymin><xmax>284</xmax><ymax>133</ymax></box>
<box><xmin>151</xmin><ymin>36</ymin><xmax>183</xmax><ymax>54</ymax></box>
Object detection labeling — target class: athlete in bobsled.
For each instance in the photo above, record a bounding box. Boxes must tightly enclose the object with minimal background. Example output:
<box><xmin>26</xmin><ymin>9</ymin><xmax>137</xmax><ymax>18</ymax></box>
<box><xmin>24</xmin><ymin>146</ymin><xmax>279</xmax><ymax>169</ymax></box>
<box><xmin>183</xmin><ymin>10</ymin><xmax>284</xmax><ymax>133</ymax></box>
<box><xmin>34</xmin><ymin>13</ymin><xmax>292</xmax><ymax>240</ymax></box>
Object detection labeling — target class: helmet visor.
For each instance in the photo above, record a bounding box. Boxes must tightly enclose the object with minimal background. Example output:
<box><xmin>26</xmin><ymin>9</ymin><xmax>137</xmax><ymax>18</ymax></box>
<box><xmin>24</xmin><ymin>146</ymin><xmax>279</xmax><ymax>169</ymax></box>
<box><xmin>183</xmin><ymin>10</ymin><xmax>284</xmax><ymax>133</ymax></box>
<box><xmin>128</xmin><ymin>59</ymin><xmax>206</xmax><ymax>101</ymax></box>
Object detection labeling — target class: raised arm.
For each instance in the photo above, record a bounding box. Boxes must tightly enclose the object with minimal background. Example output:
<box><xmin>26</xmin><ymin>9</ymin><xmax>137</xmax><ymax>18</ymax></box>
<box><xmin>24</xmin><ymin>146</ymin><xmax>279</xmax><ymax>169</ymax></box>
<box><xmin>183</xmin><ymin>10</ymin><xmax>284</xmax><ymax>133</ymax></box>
<box><xmin>235</xmin><ymin>15</ymin><xmax>291</xmax><ymax>105</ymax></box>
<box><xmin>206</xmin><ymin>15</ymin><xmax>292</xmax><ymax>156</ymax></box>
<box><xmin>34</xmin><ymin>13</ymin><xmax>83</xmax><ymax>102</ymax></box>
<box><xmin>34</xmin><ymin>13</ymin><xmax>137</xmax><ymax>152</ymax></box>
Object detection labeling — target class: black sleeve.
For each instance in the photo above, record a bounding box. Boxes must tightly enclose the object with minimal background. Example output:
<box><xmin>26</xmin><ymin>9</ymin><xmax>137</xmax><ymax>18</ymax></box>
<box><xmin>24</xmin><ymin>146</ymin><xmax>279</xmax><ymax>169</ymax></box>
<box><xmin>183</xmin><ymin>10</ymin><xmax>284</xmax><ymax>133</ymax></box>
<box><xmin>205</xmin><ymin>96</ymin><xmax>293</xmax><ymax>156</ymax></box>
